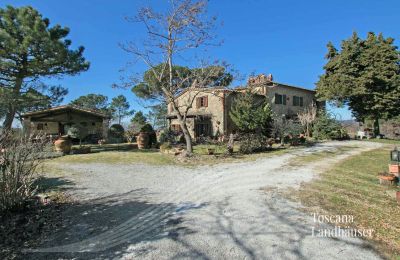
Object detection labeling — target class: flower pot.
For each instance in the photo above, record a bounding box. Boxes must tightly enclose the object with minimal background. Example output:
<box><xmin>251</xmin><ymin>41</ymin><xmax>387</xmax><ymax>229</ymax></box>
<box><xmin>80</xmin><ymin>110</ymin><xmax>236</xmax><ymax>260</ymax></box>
<box><xmin>54</xmin><ymin>135</ymin><xmax>72</xmax><ymax>155</ymax></box>
<box><xmin>137</xmin><ymin>132</ymin><xmax>149</xmax><ymax>149</ymax></box>
<box><xmin>389</xmin><ymin>164</ymin><xmax>400</xmax><ymax>177</ymax></box>
<box><xmin>378</xmin><ymin>174</ymin><xmax>397</xmax><ymax>186</ymax></box>
<box><xmin>207</xmin><ymin>148</ymin><xmax>215</xmax><ymax>155</ymax></box>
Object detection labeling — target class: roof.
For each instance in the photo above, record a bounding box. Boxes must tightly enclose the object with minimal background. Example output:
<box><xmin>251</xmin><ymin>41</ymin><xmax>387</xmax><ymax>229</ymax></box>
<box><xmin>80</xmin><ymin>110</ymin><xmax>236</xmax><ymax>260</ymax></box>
<box><xmin>240</xmin><ymin>81</ymin><xmax>316</xmax><ymax>93</ymax></box>
<box><xmin>172</xmin><ymin>81</ymin><xmax>315</xmax><ymax>100</ymax></box>
<box><xmin>21</xmin><ymin>105</ymin><xmax>111</xmax><ymax>119</ymax></box>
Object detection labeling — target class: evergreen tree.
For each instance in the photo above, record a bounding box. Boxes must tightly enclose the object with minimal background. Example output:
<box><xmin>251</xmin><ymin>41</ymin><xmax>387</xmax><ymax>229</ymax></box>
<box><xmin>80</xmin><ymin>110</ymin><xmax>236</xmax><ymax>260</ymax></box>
<box><xmin>110</xmin><ymin>95</ymin><xmax>134</xmax><ymax>124</ymax></box>
<box><xmin>229</xmin><ymin>89</ymin><xmax>273</xmax><ymax>135</ymax></box>
<box><xmin>70</xmin><ymin>94</ymin><xmax>109</xmax><ymax>114</ymax></box>
<box><xmin>146</xmin><ymin>104</ymin><xmax>167</xmax><ymax>130</ymax></box>
<box><xmin>130</xmin><ymin>111</ymin><xmax>147</xmax><ymax>132</ymax></box>
<box><xmin>316</xmin><ymin>32</ymin><xmax>400</xmax><ymax>135</ymax></box>
<box><xmin>0</xmin><ymin>6</ymin><xmax>89</xmax><ymax>129</ymax></box>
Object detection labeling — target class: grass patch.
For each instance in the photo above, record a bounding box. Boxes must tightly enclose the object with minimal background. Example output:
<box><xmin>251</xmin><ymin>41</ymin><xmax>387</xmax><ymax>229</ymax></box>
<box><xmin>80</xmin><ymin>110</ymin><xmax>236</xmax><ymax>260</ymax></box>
<box><xmin>288</xmin><ymin>145</ymin><xmax>358</xmax><ymax>167</ymax></box>
<box><xmin>363</xmin><ymin>138</ymin><xmax>400</xmax><ymax>146</ymax></box>
<box><xmin>48</xmin><ymin>149</ymin><xmax>175</xmax><ymax>165</ymax></box>
<box><xmin>293</xmin><ymin>146</ymin><xmax>400</xmax><ymax>259</ymax></box>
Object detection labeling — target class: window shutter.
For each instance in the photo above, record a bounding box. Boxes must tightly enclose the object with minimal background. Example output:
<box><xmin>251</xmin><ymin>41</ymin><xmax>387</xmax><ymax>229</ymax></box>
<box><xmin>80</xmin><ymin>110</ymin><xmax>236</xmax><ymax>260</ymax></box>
<box><xmin>283</xmin><ymin>95</ymin><xmax>287</xmax><ymax>105</ymax></box>
<box><xmin>204</xmin><ymin>96</ymin><xmax>208</xmax><ymax>107</ymax></box>
<box><xmin>300</xmin><ymin>97</ymin><xmax>304</xmax><ymax>107</ymax></box>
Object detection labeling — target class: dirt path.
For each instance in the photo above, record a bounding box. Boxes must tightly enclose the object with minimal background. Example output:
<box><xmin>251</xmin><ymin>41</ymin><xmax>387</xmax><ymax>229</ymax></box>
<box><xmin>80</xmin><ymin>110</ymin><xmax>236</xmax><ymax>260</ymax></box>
<box><xmin>27</xmin><ymin>141</ymin><xmax>384</xmax><ymax>259</ymax></box>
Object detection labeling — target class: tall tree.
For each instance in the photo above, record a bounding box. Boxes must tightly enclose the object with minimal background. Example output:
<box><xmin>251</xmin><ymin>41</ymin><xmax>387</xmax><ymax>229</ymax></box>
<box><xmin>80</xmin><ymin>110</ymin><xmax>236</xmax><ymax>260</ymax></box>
<box><xmin>229</xmin><ymin>89</ymin><xmax>273</xmax><ymax>135</ymax></box>
<box><xmin>146</xmin><ymin>103</ymin><xmax>168</xmax><ymax>130</ymax></box>
<box><xmin>0</xmin><ymin>6</ymin><xmax>89</xmax><ymax>129</ymax></box>
<box><xmin>120</xmin><ymin>0</ymin><xmax>232</xmax><ymax>154</ymax></box>
<box><xmin>70</xmin><ymin>94</ymin><xmax>109</xmax><ymax>114</ymax></box>
<box><xmin>110</xmin><ymin>95</ymin><xmax>134</xmax><ymax>124</ymax></box>
<box><xmin>316</xmin><ymin>32</ymin><xmax>400</xmax><ymax>135</ymax></box>
<box><xmin>130</xmin><ymin>111</ymin><xmax>147</xmax><ymax>132</ymax></box>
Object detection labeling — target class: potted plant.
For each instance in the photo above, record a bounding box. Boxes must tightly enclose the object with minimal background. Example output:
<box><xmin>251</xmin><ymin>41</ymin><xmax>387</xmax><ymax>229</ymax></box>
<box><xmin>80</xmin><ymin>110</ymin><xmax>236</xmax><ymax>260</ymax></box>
<box><xmin>54</xmin><ymin>135</ymin><xmax>72</xmax><ymax>155</ymax></box>
<box><xmin>67</xmin><ymin>124</ymin><xmax>90</xmax><ymax>154</ymax></box>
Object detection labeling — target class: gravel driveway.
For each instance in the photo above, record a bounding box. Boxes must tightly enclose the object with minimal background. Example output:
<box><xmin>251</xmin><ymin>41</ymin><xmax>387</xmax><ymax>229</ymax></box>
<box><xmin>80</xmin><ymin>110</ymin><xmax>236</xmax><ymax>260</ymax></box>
<box><xmin>27</xmin><ymin>141</ymin><xmax>384</xmax><ymax>259</ymax></box>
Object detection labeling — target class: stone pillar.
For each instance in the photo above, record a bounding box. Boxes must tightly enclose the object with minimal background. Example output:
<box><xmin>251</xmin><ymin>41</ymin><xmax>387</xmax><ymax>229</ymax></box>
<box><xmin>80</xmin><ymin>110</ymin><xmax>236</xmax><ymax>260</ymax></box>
<box><xmin>102</xmin><ymin>118</ymin><xmax>109</xmax><ymax>140</ymax></box>
<box><xmin>23</xmin><ymin>117</ymin><xmax>31</xmax><ymax>136</ymax></box>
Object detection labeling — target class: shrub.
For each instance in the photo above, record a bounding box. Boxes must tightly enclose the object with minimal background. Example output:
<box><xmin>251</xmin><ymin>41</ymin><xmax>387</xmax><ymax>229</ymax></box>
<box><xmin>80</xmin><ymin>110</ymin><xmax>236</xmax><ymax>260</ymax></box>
<box><xmin>67</xmin><ymin>124</ymin><xmax>88</xmax><ymax>145</ymax></box>
<box><xmin>140</xmin><ymin>124</ymin><xmax>157</xmax><ymax>147</ymax></box>
<box><xmin>0</xmin><ymin>131</ymin><xmax>49</xmax><ymax>212</ymax></box>
<box><xmin>158</xmin><ymin>129</ymin><xmax>176</xmax><ymax>144</ymax></box>
<box><xmin>312</xmin><ymin>112</ymin><xmax>348</xmax><ymax>140</ymax></box>
<box><xmin>230</xmin><ymin>89</ymin><xmax>273</xmax><ymax>135</ymax></box>
<box><xmin>238</xmin><ymin>133</ymin><xmax>265</xmax><ymax>154</ymax></box>
<box><xmin>272</xmin><ymin>117</ymin><xmax>303</xmax><ymax>145</ymax></box>
<box><xmin>108</xmin><ymin>124</ymin><xmax>125</xmax><ymax>143</ymax></box>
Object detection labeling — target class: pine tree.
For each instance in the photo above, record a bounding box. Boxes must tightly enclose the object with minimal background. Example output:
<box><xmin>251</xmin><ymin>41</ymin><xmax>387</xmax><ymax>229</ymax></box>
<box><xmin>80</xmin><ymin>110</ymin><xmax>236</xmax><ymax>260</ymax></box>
<box><xmin>316</xmin><ymin>32</ymin><xmax>400</xmax><ymax>135</ymax></box>
<box><xmin>70</xmin><ymin>94</ymin><xmax>109</xmax><ymax>114</ymax></box>
<box><xmin>0</xmin><ymin>6</ymin><xmax>89</xmax><ymax>129</ymax></box>
<box><xmin>229</xmin><ymin>89</ymin><xmax>273</xmax><ymax>134</ymax></box>
<box><xmin>110</xmin><ymin>95</ymin><xmax>134</xmax><ymax>124</ymax></box>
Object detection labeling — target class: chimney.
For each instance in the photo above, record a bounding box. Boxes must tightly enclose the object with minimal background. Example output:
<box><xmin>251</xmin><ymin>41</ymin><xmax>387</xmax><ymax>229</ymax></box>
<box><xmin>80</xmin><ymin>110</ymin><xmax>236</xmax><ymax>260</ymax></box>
<box><xmin>247</xmin><ymin>73</ymin><xmax>273</xmax><ymax>86</ymax></box>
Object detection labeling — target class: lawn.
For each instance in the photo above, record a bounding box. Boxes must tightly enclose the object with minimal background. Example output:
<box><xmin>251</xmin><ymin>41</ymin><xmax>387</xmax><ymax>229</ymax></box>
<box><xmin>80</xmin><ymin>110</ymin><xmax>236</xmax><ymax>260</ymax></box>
<box><xmin>292</xmin><ymin>143</ymin><xmax>400</xmax><ymax>259</ymax></box>
<box><xmin>44</xmin><ymin>142</ymin><xmax>300</xmax><ymax>169</ymax></box>
<box><xmin>49</xmin><ymin>149</ymin><xmax>175</xmax><ymax>165</ymax></box>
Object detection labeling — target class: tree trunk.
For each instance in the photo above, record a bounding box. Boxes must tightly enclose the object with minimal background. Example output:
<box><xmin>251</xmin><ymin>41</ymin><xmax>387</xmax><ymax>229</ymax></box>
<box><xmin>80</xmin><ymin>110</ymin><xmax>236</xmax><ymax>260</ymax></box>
<box><xmin>373</xmin><ymin>117</ymin><xmax>380</xmax><ymax>136</ymax></box>
<box><xmin>2</xmin><ymin>105</ymin><xmax>17</xmax><ymax>130</ymax></box>
<box><xmin>2</xmin><ymin>76</ymin><xmax>23</xmax><ymax>130</ymax></box>
<box><xmin>179</xmin><ymin>121</ymin><xmax>193</xmax><ymax>154</ymax></box>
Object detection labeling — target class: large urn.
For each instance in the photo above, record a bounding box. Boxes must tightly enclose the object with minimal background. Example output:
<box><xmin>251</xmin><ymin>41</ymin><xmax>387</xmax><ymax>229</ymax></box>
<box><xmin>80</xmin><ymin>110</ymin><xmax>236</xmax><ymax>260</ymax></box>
<box><xmin>54</xmin><ymin>135</ymin><xmax>72</xmax><ymax>155</ymax></box>
<box><xmin>137</xmin><ymin>132</ymin><xmax>149</xmax><ymax>149</ymax></box>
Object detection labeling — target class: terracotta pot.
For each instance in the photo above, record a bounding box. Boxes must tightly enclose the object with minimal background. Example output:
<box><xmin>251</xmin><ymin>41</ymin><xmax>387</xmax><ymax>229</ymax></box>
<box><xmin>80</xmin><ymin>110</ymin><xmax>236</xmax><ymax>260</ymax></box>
<box><xmin>54</xmin><ymin>136</ymin><xmax>72</xmax><ymax>155</ymax></box>
<box><xmin>389</xmin><ymin>164</ymin><xmax>400</xmax><ymax>176</ymax></box>
<box><xmin>207</xmin><ymin>148</ymin><xmax>215</xmax><ymax>155</ymax></box>
<box><xmin>137</xmin><ymin>132</ymin><xmax>149</xmax><ymax>149</ymax></box>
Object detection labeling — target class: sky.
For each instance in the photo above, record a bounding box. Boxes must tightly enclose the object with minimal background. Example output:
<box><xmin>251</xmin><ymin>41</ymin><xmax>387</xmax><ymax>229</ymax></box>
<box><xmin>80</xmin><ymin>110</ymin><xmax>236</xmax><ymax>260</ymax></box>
<box><xmin>2</xmin><ymin>0</ymin><xmax>400</xmax><ymax>121</ymax></box>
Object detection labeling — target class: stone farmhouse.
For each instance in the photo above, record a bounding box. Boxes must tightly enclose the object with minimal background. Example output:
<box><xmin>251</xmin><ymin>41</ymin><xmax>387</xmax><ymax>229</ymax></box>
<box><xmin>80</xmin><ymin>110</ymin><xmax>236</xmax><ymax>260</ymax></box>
<box><xmin>21</xmin><ymin>105</ymin><xmax>110</xmax><ymax>141</ymax></box>
<box><xmin>167</xmin><ymin>74</ymin><xmax>324</xmax><ymax>139</ymax></box>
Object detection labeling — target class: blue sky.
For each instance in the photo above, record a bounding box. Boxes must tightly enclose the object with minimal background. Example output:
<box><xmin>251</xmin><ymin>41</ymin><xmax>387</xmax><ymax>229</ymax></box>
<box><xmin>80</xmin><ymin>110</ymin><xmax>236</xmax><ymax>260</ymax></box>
<box><xmin>2</xmin><ymin>0</ymin><xmax>400</xmax><ymax>120</ymax></box>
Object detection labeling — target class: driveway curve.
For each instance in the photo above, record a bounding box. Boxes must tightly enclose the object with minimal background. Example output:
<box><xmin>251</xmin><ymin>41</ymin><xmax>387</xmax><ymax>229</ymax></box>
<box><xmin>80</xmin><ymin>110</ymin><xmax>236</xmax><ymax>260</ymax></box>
<box><xmin>28</xmin><ymin>141</ymin><xmax>384</xmax><ymax>260</ymax></box>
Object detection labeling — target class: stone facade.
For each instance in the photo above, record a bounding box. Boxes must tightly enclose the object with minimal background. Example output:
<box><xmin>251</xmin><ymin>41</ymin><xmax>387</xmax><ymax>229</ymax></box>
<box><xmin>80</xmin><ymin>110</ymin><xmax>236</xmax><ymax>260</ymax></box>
<box><xmin>21</xmin><ymin>106</ymin><xmax>110</xmax><ymax>141</ymax></box>
<box><xmin>167</xmin><ymin>75</ymin><xmax>322</xmax><ymax>139</ymax></box>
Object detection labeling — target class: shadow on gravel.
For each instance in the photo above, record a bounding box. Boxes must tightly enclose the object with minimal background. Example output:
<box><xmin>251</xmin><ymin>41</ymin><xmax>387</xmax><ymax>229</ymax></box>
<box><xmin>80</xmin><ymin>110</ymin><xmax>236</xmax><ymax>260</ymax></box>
<box><xmin>21</xmin><ymin>190</ymin><xmax>204</xmax><ymax>260</ymax></box>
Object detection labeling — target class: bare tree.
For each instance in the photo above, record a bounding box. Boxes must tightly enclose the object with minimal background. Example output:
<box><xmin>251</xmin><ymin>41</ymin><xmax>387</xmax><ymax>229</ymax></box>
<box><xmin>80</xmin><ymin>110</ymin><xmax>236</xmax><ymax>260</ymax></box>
<box><xmin>120</xmin><ymin>0</ymin><xmax>230</xmax><ymax>154</ymax></box>
<box><xmin>297</xmin><ymin>105</ymin><xmax>317</xmax><ymax>138</ymax></box>
<box><xmin>0</xmin><ymin>131</ymin><xmax>49</xmax><ymax>211</ymax></box>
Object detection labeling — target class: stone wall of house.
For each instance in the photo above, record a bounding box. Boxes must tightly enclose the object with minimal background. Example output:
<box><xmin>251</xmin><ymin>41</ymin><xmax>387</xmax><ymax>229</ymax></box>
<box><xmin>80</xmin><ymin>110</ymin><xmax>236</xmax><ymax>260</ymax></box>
<box><xmin>29</xmin><ymin>121</ymin><xmax>103</xmax><ymax>137</ymax></box>
<box><xmin>263</xmin><ymin>85</ymin><xmax>316</xmax><ymax>117</ymax></box>
<box><xmin>167</xmin><ymin>84</ymin><xmax>318</xmax><ymax>138</ymax></box>
<box><xmin>168</xmin><ymin>90</ymin><xmax>225</xmax><ymax>138</ymax></box>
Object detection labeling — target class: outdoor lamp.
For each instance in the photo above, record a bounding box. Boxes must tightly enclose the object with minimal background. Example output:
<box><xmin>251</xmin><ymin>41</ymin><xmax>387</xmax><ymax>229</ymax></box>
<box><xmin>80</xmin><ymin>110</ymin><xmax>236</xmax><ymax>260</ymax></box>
<box><xmin>391</xmin><ymin>146</ymin><xmax>400</xmax><ymax>163</ymax></box>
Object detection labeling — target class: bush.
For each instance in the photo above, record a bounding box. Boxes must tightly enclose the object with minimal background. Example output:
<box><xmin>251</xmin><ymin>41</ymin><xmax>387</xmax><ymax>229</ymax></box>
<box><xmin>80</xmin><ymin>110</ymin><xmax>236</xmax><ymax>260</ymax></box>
<box><xmin>108</xmin><ymin>124</ymin><xmax>125</xmax><ymax>143</ymax></box>
<box><xmin>67</xmin><ymin>124</ymin><xmax>88</xmax><ymax>145</ymax></box>
<box><xmin>140</xmin><ymin>124</ymin><xmax>157</xmax><ymax>147</ymax></box>
<box><xmin>313</xmin><ymin>112</ymin><xmax>348</xmax><ymax>140</ymax></box>
<box><xmin>158</xmin><ymin>129</ymin><xmax>176</xmax><ymax>144</ymax></box>
<box><xmin>238</xmin><ymin>133</ymin><xmax>265</xmax><ymax>154</ymax></box>
<box><xmin>0</xmin><ymin>131</ymin><xmax>49</xmax><ymax>212</ymax></box>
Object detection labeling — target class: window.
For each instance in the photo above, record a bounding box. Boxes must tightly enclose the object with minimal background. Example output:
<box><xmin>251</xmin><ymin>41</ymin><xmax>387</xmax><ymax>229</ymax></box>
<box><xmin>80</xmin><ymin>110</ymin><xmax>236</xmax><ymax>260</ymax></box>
<box><xmin>293</xmin><ymin>96</ymin><xmax>304</xmax><ymax>107</ymax></box>
<box><xmin>196</xmin><ymin>96</ymin><xmax>208</xmax><ymax>108</ymax></box>
<box><xmin>37</xmin><ymin>123</ymin><xmax>44</xmax><ymax>130</ymax></box>
<box><xmin>171</xmin><ymin>124</ymin><xmax>182</xmax><ymax>132</ymax></box>
<box><xmin>275</xmin><ymin>93</ymin><xmax>286</xmax><ymax>105</ymax></box>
